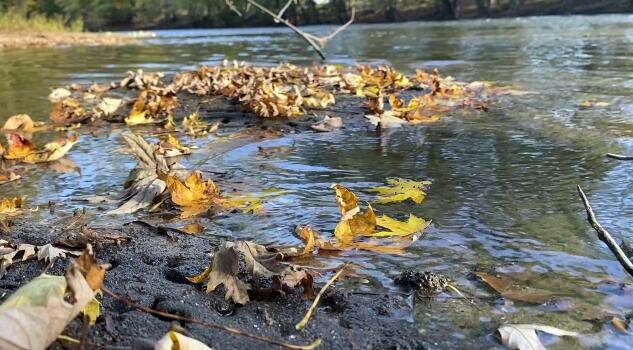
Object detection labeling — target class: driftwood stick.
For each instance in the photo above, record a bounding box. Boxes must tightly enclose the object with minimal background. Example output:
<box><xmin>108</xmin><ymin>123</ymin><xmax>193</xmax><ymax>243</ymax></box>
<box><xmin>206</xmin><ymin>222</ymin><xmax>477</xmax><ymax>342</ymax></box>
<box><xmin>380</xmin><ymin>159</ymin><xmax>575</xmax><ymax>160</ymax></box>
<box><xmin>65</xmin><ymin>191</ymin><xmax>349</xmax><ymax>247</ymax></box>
<box><xmin>577</xmin><ymin>185</ymin><xmax>633</xmax><ymax>278</ymax></box>
<box><xmin>607</xmin><ymin>153</ymin><xmax>633</xmax><ymax>160</ymax></box>
<box><xmin>225</xmin><ymin>0</ymin><xmax>354</xmax><ymax>60</ymax></box>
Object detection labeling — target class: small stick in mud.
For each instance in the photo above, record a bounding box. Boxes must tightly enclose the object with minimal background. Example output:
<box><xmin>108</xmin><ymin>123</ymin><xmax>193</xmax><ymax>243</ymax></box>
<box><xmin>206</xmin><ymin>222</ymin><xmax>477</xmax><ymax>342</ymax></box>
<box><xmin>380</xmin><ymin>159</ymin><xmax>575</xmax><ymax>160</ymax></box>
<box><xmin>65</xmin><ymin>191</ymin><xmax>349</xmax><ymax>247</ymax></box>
<box><xmin>296</xmin><ymin>264</ymin><xmax>346</xmax><ymax>331</ymax></box>
<box><xmin>606</xmin><ymin>153</ymin><xmax>633</xmax><ymax>160</ymax></box>
<box><xmin>577</xmin><ymin>185</ymin><xmax>633</xmax><ymax>278</ymax></box>
<box><xmin>225</xmin><ymin>0</ymin><xmax>354</xmax><ymax>60</ymax></box>
<box><xmin>101</xmin><ymin>287</ymin><xmax>321</xmax><ymax>350</ymax></box>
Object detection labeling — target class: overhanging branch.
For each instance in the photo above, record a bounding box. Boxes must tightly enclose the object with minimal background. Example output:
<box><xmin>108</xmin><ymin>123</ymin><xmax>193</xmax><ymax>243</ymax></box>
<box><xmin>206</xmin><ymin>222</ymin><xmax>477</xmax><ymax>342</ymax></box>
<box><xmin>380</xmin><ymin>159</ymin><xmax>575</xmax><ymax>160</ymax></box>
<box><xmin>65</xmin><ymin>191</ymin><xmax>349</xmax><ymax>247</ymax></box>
<box><xmin>226</xmin><ymin>0</ymin><xmax>355</xmax><ymax>60</ymax></box>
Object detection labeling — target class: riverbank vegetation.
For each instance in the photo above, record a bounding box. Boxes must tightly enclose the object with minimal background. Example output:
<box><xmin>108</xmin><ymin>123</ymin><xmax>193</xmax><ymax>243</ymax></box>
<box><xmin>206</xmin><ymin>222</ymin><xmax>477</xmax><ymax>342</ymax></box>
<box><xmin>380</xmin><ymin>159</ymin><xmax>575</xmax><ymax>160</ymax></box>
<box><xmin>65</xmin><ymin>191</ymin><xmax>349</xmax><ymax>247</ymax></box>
<box><xmin>1</xmin><ymin>0</ymin><xmax>633</xmax><ymax>31</ymax></box>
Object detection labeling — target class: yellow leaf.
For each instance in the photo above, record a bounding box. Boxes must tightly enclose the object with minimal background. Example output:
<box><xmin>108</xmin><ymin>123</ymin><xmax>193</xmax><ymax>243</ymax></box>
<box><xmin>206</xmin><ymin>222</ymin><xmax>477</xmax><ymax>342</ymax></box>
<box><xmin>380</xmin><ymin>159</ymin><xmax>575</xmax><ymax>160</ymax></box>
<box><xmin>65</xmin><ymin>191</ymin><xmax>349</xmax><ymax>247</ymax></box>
<box><xmin>371</xmin><ymin>214</ymin><xmax>430</xmax><ymax>238</ymax></box>
<box><xmin>334</xmin><ymin>204</ymin><xmax>376</xmax><ymax>242</ymax></box>
<box><xmin>332</xmin><ymin>184</ymin><xmax>359</xmax><ymax>218</ymax></box>
<box><xmin>180</xmin><ymin>222</ymin><xmax>204</xmax><ymax>234</ymax></box>
<box><xmin>23</xmin><ymin>134</ymin><xmax>78</xmax><ymax>164</ymax></box>
<box><xmin>0</xmin><ymin>197</ymin><xmax>24</xmax><ymax>216</ymax></box>
<box><xmin>0</xmin><ymin>275</ymin><xmax>65</xmax><ymax>309</ymax></box>
<box><xmin>82</xmin><ymin>296</ymin><xmax>101</xmax><ymax>325</ymax></box>
<box><xmin>187</xmin><ymin>265</ymin><xmax>213</xmax><ymax>284</ymax></box>
<box><xmin>166</xmin><ymin>172</ymin><xmax>221</xmax><ymax>218</ymax></box>
<box><xmin>368</xmin><ymin>178</ymin><xmax>431</xmax><ymax>204</ymax></box>
<box><xmin>155</xmin><ymin>331</ymin><xmax>213</xmax><ymax>350</ymax></box>
<box><xmin>4</xmin><ymin>133</ymin><xmax>35</xmax><ymax>160</ymax></box>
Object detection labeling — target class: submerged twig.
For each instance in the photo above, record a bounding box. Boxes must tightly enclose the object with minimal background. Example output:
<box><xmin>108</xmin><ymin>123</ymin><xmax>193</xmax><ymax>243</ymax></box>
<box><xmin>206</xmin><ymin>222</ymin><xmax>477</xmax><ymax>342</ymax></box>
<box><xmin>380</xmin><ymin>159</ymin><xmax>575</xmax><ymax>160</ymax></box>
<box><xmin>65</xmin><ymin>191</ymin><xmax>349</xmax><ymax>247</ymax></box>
<box><xmin>225</xmin><ymin>0</ymin><xmax>354</xmax><ymax>60</ymax></box>
<box><xmin>607</xmin><ymin>153</ymin><xmax>633</xmax><ymax>160</ymax></box>
<box><xmin>296</xmin><ymin>264</ymin><xmax>346</xmax><ymax>331</ymax></box>
<box><xmin>577</xmin><ymin>185</ymin><xmax>633</xmax><ymax>278</ymax></box>
<box><xmin>102</xmin><ymin>287</ymin><xmax>321</xmax><ymax>350</ymax></box>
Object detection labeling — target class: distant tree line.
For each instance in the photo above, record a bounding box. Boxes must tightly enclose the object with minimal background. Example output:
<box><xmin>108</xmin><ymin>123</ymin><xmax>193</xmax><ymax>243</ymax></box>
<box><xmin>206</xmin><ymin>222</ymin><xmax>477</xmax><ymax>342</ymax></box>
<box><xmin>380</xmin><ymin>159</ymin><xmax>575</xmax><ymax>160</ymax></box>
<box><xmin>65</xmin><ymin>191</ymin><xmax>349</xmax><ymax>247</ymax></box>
<box><xmin>1</xmin><ymin>0</ymin><xmax>632</xmax><ymax>31</ymax></box>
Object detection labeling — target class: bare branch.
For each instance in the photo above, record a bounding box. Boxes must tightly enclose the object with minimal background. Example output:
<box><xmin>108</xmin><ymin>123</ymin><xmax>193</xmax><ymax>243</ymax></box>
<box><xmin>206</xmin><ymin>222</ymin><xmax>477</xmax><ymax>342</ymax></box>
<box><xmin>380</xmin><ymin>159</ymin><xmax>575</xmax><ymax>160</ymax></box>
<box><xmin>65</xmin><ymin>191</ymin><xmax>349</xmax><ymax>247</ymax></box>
<box><xmin>607</xmin><ymin>153</ymin><xmax>633</xmax><ymax>160</ymax></box>
<box><xmin>276</xmin><ymin>0</ymin><xmax>296</xmax><ymax>22</ymax></box>
<box><xmin>225</xmin><ymin>0</ymin><xmax>354</xmax><ymax>60</ymax></box>
<box><xmin>225</xmin><ymin>0</ymin><xmax>243</xmax><ymax>16</ymax></box>
<box><xmin>577</xmin><ymin>185</ymin><xmax>633</xmax><ymax>278</ymax></box>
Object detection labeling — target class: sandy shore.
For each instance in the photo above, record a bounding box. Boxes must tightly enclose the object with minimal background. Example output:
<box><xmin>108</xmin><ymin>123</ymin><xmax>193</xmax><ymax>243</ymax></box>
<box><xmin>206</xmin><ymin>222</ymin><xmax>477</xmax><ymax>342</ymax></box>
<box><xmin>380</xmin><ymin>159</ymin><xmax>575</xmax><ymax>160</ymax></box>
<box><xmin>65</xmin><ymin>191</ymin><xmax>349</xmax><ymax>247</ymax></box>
<box><xmin>0</xmin><ymin>31</ymin><xmax>137</xmax><ymax>49</ymax></box>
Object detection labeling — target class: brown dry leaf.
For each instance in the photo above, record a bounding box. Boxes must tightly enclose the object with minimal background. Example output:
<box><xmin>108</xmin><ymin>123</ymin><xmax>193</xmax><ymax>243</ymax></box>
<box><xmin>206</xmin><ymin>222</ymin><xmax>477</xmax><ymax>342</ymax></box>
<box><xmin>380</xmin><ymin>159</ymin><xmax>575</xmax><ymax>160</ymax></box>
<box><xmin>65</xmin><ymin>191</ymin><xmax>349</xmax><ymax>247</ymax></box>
<box><xmin>0</xmin><ymin>246</ymin><xmax>103</xmax><ymax>350</ymax></box>
<box><xmin>3</xmin><ymin>114</ymin><xmax>35</xmax><ymax>132</ymax></box>
<box><xmin>477</xmin><ymin>272</ymin><xmax>556</xmax><ymax>304</ymax></box>
<box><xmin>311</xmin><ymin>115</ymin><xmax>343</xmax><ymax>132</ymax></box>
<box><xmin>166</xmin><ymin>171</ymin><xmax>221</xmax><ymax>218</ymax></box>
<box><xmin>201</xmin><ymin>241</ymin><xmax>313</xmax><ymax>304</ymax></box>
<box><xmin>50</xmin><ymin>98</ymin><xmax>88</xmax><ymax>125</ymax></box>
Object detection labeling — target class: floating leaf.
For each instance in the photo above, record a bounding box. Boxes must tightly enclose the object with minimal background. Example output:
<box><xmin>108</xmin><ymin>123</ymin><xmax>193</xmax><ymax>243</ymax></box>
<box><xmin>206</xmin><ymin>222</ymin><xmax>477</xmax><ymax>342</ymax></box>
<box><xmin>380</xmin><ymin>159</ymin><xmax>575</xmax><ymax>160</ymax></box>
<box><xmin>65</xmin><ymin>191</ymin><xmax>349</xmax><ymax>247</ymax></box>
<box><xmin>166</xmin><ymin>172</ymin><xmax>221</xmax><ymax>218</ymax></box>
<box><xmin>179</xmin><ymin>222</ymin><xmax>204</xmax><ymax>234</ymax></box>
<box><xmin>3</xmin><ymin>114</ymin><xmax>35</xmax><ymax>132</ymax></box>
<box><xmin>477</xmin><ymin>272</ymin><xmax>556</xmax><ymax>304</ymax></box>
<box><xmin>371</xmin><ymin>214</ymin><xmax>430</xmax><ymax>238</ymax></box>
<box><xmin>4</xmin><ymin>133</ymin><xmax>35</xmax><ymax>160</ymax></box>
<box><xmin>23</xmin><ymin>134</ymin><xmax>78</xmax><ymax>163</ymax></box>
<box><xmin>368</xmin><ymin>178</ymin><xmax>431</xmax><ymax>204</ymax></box>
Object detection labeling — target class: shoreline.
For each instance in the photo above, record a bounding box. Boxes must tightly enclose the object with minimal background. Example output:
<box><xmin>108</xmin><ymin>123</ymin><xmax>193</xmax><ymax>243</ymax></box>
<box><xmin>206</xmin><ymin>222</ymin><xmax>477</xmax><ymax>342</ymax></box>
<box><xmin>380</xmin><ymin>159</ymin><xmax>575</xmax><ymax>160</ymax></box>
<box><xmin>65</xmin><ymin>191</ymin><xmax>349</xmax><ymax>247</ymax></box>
<box><xmin>0</xmin><ymin>30</ymin><xmax>137</xmax><ymax>49</ymax></box>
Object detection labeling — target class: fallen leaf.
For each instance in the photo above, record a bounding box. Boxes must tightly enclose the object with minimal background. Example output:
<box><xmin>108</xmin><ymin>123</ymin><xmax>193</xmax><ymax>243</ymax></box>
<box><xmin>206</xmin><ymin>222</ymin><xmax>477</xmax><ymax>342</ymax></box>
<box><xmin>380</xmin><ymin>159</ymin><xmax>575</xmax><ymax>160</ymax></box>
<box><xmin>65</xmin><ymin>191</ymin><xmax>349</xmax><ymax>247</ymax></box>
<box><xmin>0</xmin><ymin>246</ymin><xmax>102</xmax><ymax>350</ymax></box>
<box><xmin>4</xmin><ymin>133</ymin><xmax>35</xmax><ymax>160</ymax></box>
<box><xmin>201</xmin><ymin>241</ymin><xmax>313</xmax><ymax>304</ymax></box>
<box><xmin>166</xmin><ymin>171</ymin><xmax>221</xmax><ymax>218</ymax></box>
<box><xmin>179</xmin><ymin>222</ymin><xmax>204</xmax><ymax>234</ymax></box>
<box><xmin>0</xmin><ymin>197</ymin><xmax>25</xmax><ymax>217</ymax></box>
<box><xmin>109</xmin><ymin>134</ymin><xmax>186</xmax><ymax>215</ymax></box>
<box><xmin>368</xmin><ymin>178</ymin><xmax>432</xmax><ymax>204</ymax></box>
<box><xmin>370</xmin><ymin>214</ymin><xmax>430</xmax><ymax>238</ymax></box>
<box><xmin>311</xmin><ymin>115</ymin><xmax>343</xmax><ymax>132</ymax></box>
<box><xmin>496</xmin><ymin>324</ymin><xmax>578</xmax><ymax>350</ymax></box>
<box><xmin>612</xmin><ymin>317</ymin><xmax>629</xmax><ymax>333</ymax></box>
<box><xmin>48</xmin><ymin>88</ymin><xmax>72</xmax><ymax>103</ymax></box>
<box><xmin>49</xmin><ymin>98</ymin><xmax>88</xmax><ymax>125</ymax></box>
<box><xmin>23</xmin><ymin>134</ymin><xmax>78</xmax><ymax>163</ymax></box>
<box><xmin>477</xmin><ymin>272</ymin><xmax>556</xmax><ymax>304</ymax></box>
<box><xmin>155</xmin><ymin>331</ymin><xmax>213</xmax><ymax>350</ymax></box>
<box><xmin>96</xmin><ymin>97</ymin><xmax>123</xmax><ymax>118</ymax></box>
<box><xmin>3</xmin><ymin>114</ymin><xmax>35</xmax><ymax>132</ymax></box>
<box><xmin>36</xmin><ymin>244</ymin><xmax>67</xmax><ymax>263</ymax></box>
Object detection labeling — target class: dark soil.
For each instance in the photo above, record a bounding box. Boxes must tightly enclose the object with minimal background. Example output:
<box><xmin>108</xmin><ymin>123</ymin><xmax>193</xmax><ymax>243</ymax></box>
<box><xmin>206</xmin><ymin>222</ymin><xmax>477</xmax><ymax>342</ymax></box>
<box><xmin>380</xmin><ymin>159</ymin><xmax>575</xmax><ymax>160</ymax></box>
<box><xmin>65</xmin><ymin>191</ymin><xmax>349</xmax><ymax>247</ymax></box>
<box><xmin>0</xmin><ymin>219</ymin><xmax>425</xmax><ymax>350</ymax></box>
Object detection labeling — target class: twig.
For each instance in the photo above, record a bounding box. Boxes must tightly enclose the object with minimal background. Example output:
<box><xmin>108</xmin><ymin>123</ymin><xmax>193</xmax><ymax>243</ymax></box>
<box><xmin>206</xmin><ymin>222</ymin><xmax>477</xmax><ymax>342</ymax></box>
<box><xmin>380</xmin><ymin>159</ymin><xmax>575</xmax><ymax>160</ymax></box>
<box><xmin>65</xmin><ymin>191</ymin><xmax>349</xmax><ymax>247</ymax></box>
<box><xmin>577</xmin><ymin>185</ymin><xmax>633</xmax><ymax>278</ymax></box>
<box><xmin>101</xmin><ymin>287</ymin><xmax>321</xmax><ymax>350</ymax></box>
<box><xmin>607</xmin><ymin>153</ymin><xmax>633</xmax><ymax>160</ymax></box>
<box><xmin>226</xmin><ymin>0</ymin><xmax>354</xmax><ymax>60</ymax></box>
<box><xmin>295</xmin><ymin>265</ymin><xmax>346</xmax><ymax>331</ymax></box>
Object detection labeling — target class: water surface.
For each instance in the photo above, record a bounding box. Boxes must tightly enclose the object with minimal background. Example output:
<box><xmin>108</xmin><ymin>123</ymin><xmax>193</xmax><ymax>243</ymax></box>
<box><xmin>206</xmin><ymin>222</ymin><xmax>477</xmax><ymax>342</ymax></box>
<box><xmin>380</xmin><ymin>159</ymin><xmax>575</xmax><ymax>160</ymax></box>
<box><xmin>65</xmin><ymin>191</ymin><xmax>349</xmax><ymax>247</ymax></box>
<box><xmin>2</xmin><ymin>14</ymin><xmax>633</xmax><ymax>348</ymax></box>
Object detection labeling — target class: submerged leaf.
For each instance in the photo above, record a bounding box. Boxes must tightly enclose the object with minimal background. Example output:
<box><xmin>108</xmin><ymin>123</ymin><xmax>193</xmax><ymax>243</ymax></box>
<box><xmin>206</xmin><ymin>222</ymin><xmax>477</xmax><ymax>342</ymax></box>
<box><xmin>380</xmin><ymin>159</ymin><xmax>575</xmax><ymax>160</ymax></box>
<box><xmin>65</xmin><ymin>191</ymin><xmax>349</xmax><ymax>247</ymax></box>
<box><xmin>496</xmin><ymin>324</ymin><xmax>578</xmax><ymax>350</ymax></box>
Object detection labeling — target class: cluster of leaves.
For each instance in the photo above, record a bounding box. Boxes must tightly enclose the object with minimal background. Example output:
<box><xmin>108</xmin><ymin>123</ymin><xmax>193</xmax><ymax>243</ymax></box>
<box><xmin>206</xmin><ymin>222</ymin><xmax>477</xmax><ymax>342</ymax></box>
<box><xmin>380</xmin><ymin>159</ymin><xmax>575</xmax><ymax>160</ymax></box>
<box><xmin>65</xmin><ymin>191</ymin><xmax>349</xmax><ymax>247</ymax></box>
<box><xmin>295</xmin><ymin>181</ymin><xmax>431</xmax><ymax>254</ymax></box>
<box><xmin>0</xmin><ymin>240</ymin><xmax>75</xmax><ymax>278</ymax></box>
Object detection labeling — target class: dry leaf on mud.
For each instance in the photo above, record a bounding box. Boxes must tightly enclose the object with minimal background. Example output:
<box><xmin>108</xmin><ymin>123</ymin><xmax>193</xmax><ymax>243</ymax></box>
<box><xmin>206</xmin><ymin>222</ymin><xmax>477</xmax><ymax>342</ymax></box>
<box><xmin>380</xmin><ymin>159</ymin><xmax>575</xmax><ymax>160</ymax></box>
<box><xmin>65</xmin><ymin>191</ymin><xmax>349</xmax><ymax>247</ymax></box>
<box><xmin>155</xmin><ymin>331</ymin><xmax>213</xmax><ymax>350</ymax></box>
<box><xmin>0</xmin><ymin>246</ymin><xmax>104</xmax><ymax>350</ymax></box>
<box><xmin>0</xmin><ymin>242</ymin><xmax>76</xmax><ymax>279</ymax></box>
<box><xmin>496</xmin><ymin>324</ymin><xmax>578</xmax><ymax>350</ymax></box>
<box><xmin>109</xmin><ymin>133</ymin><xmax>186</xmax><ymax>214</ymax></box>
<box><xmin>195</xmin><ymin>241</ymin><xmax>313</xmax><ymax>304</ymax></box>
<box><xmin>368</xmin><ymin>178</ymin><xmax>431</xmax><ymax>204</ymax></box>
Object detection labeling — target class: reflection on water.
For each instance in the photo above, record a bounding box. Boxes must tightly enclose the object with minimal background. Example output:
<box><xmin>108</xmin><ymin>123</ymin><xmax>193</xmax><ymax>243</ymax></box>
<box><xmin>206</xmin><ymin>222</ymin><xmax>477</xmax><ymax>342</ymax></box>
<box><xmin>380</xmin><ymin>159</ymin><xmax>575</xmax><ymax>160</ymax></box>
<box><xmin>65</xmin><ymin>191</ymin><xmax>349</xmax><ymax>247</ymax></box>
<box><xmin>2</xmin><ymin>14</ymin><xmax>633</xmax><ymax>348</ymax></box>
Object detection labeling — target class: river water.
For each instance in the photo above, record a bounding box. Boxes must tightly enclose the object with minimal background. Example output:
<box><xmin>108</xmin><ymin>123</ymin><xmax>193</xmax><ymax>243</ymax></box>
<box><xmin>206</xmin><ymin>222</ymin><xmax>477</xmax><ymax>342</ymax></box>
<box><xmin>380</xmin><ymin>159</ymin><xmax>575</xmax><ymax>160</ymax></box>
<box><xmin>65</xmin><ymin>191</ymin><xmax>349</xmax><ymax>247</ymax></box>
<box><xmin>2</xmin><ymin>14</ymin><xmax>633</xmax><ymax>348</ymax></box>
